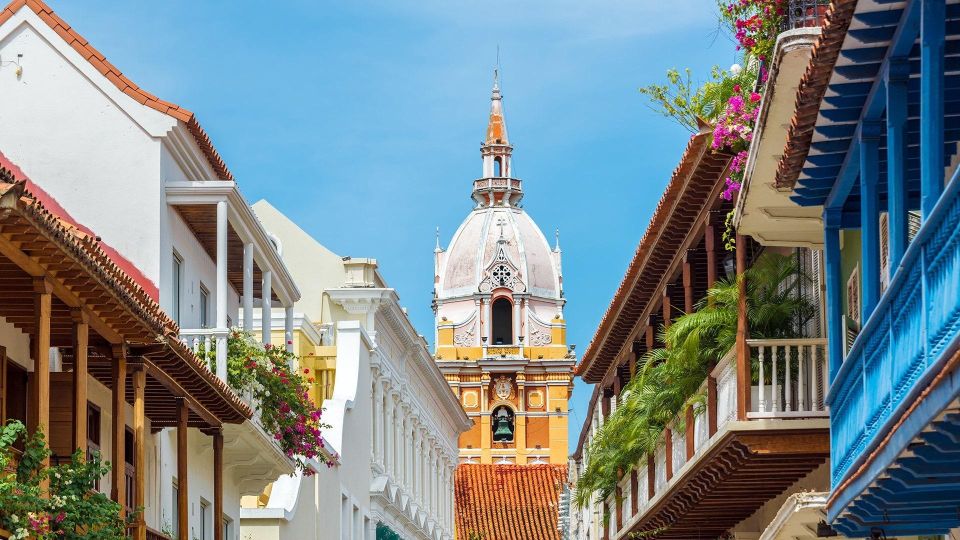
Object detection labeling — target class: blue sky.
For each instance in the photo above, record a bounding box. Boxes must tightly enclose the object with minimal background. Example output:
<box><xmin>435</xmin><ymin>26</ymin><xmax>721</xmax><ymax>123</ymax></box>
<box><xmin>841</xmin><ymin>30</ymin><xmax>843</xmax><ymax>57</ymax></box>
<box><xmin>48</xmin><ymin>0</ymin><xmax>735</xmax><ymax>448</ymax></box>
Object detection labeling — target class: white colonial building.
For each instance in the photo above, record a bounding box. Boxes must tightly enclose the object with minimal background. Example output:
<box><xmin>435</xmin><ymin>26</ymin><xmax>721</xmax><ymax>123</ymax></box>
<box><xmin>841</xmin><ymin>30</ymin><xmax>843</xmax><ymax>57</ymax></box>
<box><xmin>0</xmin><ymin>2</ymin><xmax>301</xmax><ymax>539</ymax></box>
<box><xmin>240</xmin><ymin>201</ymin><xmax>470</xmax><ymax>540</ymax></box>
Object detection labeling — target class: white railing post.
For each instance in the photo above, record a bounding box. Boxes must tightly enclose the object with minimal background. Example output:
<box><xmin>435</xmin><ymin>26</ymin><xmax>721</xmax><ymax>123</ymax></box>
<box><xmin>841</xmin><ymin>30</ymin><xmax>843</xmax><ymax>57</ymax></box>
<box><xmin>771</xmin><ymin>345</ymin><xmax>779</xmax><ymax>412</ymax></box>
<box><xmin>758</xmin><ymin>345</ymin><xmax>766</xmax><ymax>413</ymax></box>
<box><xmin>284</xmin><ymin>305</ymin><xmax>294</xmax><ymax>354</ymax></box>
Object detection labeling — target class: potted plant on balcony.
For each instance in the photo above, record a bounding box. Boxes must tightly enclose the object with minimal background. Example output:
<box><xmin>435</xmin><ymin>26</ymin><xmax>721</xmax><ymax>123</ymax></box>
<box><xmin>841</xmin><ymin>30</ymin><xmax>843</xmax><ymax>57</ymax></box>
<box><xmin>0</xmin><ymin>420</ymin><xmax>132</xmax><ymax>539</ymax></box>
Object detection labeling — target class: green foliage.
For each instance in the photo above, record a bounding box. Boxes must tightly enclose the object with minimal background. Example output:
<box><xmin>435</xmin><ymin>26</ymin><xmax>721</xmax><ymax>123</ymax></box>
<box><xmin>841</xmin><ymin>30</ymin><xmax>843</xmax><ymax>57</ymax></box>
<box><xmin>574</xmin><ymin>253</ymin><xmax>815</xmax><ymax>510</ymax></box>
<box><xmin>0</xmin><ymin>420</ymin><xmax>132</xmax><ymax>539</ymax></box>
<box><xmin>638</xmin><ymin>64</ymin><xmax>759</xmax><ymax>134</ymax></box>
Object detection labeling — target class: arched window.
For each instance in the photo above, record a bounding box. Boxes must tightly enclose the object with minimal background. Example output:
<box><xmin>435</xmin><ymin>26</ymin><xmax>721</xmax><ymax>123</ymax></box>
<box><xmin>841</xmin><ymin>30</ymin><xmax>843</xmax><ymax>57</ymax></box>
<box><xmin>491</xmin><ymin>298</ymin><xmax>512</xmax><ymax>345</ymax></box>
<box><xmin>493</xmin><ymin>157</ymin><xmax>502</xmax><ymax>177</ymax></box>
<box><xmin>491</xmin><ymin>405</ymin><xmax>515</xmax><ymax>442</ymax></box>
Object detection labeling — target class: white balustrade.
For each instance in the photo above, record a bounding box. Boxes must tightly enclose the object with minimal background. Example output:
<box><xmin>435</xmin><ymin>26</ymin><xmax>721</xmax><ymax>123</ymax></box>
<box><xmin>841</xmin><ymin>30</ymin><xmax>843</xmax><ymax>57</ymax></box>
<box><xmin>671</xmin><ymin>426</ymin><xmax>687</xmax><ymax>472</ymax></box>
<box><xmin>636</xmin><ymin>464</ymin><xmax>649</xmax><ymax>509</ymax></box>
<box><xmin>748</xmin><ymin>338</ymin><xmax>828</xmax><ymax>418</ymax></box>
<box><xmin>180</xmin><ymin>328</ymin><xmax>217</xmax><ymax>357</ymax></box>
<box><xmin>713</xmin><ymin>349</ymin><xmax>738</xmax><ymax>431</ymax></box>
<box><xmin>654</xmin><ymin>441</ymin><xmax>667</xmax><ymax>493</ymax></box>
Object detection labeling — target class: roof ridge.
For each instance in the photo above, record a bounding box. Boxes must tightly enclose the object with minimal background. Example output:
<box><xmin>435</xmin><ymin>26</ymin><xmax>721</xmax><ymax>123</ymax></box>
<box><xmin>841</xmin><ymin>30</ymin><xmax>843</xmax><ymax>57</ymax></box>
<box><xmin>0</xmin><ymin>0</ymin><xmax>234</xmax><ymax>180</ymax></box>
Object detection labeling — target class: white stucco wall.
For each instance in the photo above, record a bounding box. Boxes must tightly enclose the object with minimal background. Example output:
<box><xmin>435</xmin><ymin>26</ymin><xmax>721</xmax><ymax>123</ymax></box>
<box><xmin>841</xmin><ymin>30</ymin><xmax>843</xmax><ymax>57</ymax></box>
<box><xmin>0</xmin><ymin>13</ymin><xmax>170</xmax><ymax>287</ymax></box>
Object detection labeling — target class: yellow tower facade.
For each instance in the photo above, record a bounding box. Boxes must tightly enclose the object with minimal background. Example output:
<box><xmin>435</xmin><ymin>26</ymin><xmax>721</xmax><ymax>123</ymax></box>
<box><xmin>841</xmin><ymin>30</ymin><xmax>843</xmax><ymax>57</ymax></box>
<box><xmin>433</xmin><ymin>73</ymin><xmax>575</xmax><ymax>465</ymax></box>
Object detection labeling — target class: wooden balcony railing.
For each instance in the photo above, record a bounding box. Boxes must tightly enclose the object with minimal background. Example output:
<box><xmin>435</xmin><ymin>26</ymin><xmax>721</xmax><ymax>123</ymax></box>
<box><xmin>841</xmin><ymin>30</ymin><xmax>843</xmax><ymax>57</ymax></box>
<box><xmin>829</xmin><ymin>172</ymin><xmax>960</xmax><ymax>488</ymax></box>
<box><xmin>606</xmin><ymin>337</ymin><xmax>829</xmax><ymax>537</ymax></box>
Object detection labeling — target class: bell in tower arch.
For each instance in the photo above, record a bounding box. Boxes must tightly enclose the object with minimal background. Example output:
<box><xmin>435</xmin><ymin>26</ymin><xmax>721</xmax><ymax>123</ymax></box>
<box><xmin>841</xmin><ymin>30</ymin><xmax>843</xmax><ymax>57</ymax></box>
<box><xmin>492</xmin><ymin>406</ymin><xmax>515</xmax><ymax>442</ymax></box>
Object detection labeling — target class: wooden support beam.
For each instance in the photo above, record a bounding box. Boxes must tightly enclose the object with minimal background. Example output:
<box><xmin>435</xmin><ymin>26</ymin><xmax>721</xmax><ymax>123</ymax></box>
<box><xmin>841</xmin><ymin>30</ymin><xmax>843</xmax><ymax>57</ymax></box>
<box><xmin>705</xmin><ymin>219</ymin><xmax>717</xmax><ymax>292</ymax></box>
<box><xmin>685</xmin><ymin>405</ymin><xmax>695</xmax><ymax>460</ymax></box>
<box><xmin>665</xmin><ymin>429</ymin><xmax>673</xmax><ymax>480</ymax></box>
<box><xmin>683</xmin><ymin>254</ymin><xmax>694</xmax><ymax>314</ymax></box>
<box><xmin>645</xmin><ymin>322</ymin><xmax>655</xmax><ymax>352</ymax></box>
<box><xmin>111</xmin><ymin>345</ymin><xmax>126</xmax><ymax>517</ymax></box>
<box><xmin>71</xmin><ymin>309</ymin><xmax>88</xmax><ymax>456</ymax></box>
<box><xmin>32</xmin><ymin>278</ymin><xmax>52</xmax><ymax>470</ymax></box>
<box><xmin>647</xmin><ymin>454</ymin><xmax>655</xmax><ymax>499</ymax></box>
<box><xmin>661</xmin><ymin>287</ymin><xmax>672</xmax><ymax>330</ymax></box>
<box><xmin>0</xmin><ymin>346</ymin><xmax>6</xmax><ymax>424</ymax></box>
<box><xmin>708</xmin><ymin>376</ymin><xmax>718</xmax><ymax>437</ymax></box>
<box><xmin>920</xmin><ymin>0</ymin><xmax>946</xmax><ymax>217</ymax></box>
<box><xmin>139</xmin><ymin>357</ymin><xmax>223</xmax><ymax>429</ymax></box>
<box><xmin>0</xmin><ymin>235</ymin><xmax>123</xmax><ymax>344</ymax></box>
<box><xmin>214</xmin><ymin>429</ymin><xmax>224</xmax><ymax>540</ymax></box>
<box><xmin>177</xmin><ymin>399</ymin><xmax>189</xmax><ymax>540</ymax></box>
<box><xmin>132</xmin><ymin>363</ymin><xmax>146</xmax><ymax>540</ymax></box>
<box><xmin>735</xmin><ymin>235</ymin><xmax>751</xmax><ymax>420</ymax></box>
<box><xmin>860</xmin><ymin>122</ymin><xmax>882</xmax><ymax>320</ymax></box>
<box><xmin>886</xmin><ymin>58</ymin><xmax>910</xmax><ymax>270</ymax></box>
<box><xmin>630</xmin><ymin>468</ymin><xmax>639</xmax><ymax>516</ymax></box>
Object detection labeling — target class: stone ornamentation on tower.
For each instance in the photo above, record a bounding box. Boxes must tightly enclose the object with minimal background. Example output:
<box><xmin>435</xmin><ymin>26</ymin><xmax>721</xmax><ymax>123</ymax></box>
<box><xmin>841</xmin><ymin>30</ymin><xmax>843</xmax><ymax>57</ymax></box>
<box><xmin>433</xmin><ymin>72</ymin><xmax>575</xmax><ymax>466</ymax></box>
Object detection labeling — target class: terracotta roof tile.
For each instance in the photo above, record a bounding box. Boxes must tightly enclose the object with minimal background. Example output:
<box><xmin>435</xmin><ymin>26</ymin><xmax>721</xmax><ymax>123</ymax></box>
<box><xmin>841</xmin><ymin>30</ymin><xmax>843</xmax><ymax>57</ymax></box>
<box><xmin>775</xmin><ymin>0</ymin><xmax>857</xmax><ymax>189</ymax></box>
<box><xmin>0</xmin><ymin>157</ymin><xmax>251</xmax><ymax>424</ymax></box>
<box><xmin>455</xmin><ymin>464</ymin><xmax>567</xmax><ymax>540</ymax></box>
<box><xmin>0</xmin><ymin>0</ymin><xmax>234</xmax><ymax>181</ymax></box>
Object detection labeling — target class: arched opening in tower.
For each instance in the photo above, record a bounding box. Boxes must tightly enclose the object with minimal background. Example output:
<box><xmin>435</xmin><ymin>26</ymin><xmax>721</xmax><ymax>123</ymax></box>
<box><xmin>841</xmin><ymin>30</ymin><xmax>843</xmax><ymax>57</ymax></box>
<box><xmin>491</xmin><ymin>298</ymin><xmax>513</xmax><ymax>345</ymax></box>
<box><xmin>493</xmin><ymin>156</ymin><xmax>502</xmax><ymax>177</ymax></box>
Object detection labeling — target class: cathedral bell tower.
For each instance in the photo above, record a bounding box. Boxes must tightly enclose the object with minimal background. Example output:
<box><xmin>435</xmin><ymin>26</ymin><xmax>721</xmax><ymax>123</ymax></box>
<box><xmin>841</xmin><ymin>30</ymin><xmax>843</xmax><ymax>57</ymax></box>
<box><xmin>432</xmin><ymin>72</ymin><xmax>575</xmax><ymax>466</ymax></box>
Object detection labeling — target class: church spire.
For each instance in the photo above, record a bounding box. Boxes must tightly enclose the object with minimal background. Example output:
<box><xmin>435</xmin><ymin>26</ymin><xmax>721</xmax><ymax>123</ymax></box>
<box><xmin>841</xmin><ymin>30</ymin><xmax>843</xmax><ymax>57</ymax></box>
<box><xmin>478</xmin><ymin>68</ymin><xmax>516</xmax><ymax>205</ymax></box>
<box><xmin>485</xmin><ymin>69</ymin><xmax>509</xmax><ymax>146</ymax></box>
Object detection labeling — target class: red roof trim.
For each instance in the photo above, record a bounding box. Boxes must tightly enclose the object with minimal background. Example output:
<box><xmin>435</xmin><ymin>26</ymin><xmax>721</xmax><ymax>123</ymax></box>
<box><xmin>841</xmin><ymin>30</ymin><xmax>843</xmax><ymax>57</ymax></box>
<box><xmin>0</xmin><ymin>0</ymin><xmax>234</xmax><ymax>181</ymax></box>
<box><xmin>0</xmin><ymin>151</ymin><xmax>159</xmax><ymax>300</ymax></box>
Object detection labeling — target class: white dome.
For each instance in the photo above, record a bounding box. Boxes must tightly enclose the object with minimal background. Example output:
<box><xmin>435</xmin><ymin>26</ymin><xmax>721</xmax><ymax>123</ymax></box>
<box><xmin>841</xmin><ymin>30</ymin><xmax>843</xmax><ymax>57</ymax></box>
<box><xmin>438</xmin><ymin>206</ymin><xmax>560</xmax><ymax>300</ymax></box>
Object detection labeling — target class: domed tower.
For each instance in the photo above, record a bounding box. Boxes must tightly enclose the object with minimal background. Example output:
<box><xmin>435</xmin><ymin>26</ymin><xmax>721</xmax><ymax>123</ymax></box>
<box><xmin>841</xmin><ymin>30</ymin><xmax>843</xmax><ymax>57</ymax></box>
<box><xmin>434</xmin><ymin>72</ymin><xmax>574</xmax><ymax>466</ymax></box>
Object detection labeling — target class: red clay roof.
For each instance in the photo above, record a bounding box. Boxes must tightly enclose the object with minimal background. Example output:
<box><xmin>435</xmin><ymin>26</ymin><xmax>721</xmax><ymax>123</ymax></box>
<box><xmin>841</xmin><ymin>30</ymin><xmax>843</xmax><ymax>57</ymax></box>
<box><xmin>775</xmin><ymin>0</ymin><xmax>857</xmax><ymax>189</ymax></box>
<box><xmin>577</xmin><ymin>131</ymin><xmax>731</xmax><ymax>383</ymax></box>
<box><xmin>0</xmin><ymin>160</ymin><xmax>251</xmax><ymax>425</ymax></box>
<box><xmin>0</xmin><ymin>0</ymin><xmax>234</xmax><ymax>181</ymax></box>
<box><xmin>455</xmin><ymin>464</ymin><xmax>567</xmax><ymax>540</ymax></box>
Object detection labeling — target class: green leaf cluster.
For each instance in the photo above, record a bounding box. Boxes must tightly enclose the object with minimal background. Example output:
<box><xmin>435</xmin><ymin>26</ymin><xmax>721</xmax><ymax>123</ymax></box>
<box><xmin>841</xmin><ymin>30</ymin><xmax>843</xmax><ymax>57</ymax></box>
<box><xmin>638</xmin><ymin>64</ymin><xmax>759</xmax><ymax>134</ymax></box>
<box><xmin>574</xmin><ymin>253</ymin><xmax>816</xmax><ymax>514</ymax></box>
<box><xmin>0</xmin><ymin>420</ymin><xmax>132</xmax><ymax>540</ymax></box>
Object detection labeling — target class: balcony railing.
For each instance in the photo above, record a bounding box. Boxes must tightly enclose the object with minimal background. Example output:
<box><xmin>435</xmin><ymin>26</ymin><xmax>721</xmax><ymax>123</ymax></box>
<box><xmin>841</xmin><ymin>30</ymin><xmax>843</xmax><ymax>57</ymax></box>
<box><xmin>829</xmin><ymin>174</ymin><xmax>960</xmax><ymax>488</ymax></box>
<box><xmin>779</xmin><ymin>0</ymin><xmax>830</xmax><ymax>32</ymax></box>
<box><xmin>608</xmin><ymin>337</ymin><xmax>828</xmax><ymax>537</ymax></box>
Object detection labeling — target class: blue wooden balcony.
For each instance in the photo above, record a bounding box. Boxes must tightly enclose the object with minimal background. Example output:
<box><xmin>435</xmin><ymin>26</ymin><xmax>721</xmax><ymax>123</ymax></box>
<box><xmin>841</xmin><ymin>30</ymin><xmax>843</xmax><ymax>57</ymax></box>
<box><xmin>782</xmin><ymin>0</ymin><xmax>960</xmax><ymax>536</ymax></box>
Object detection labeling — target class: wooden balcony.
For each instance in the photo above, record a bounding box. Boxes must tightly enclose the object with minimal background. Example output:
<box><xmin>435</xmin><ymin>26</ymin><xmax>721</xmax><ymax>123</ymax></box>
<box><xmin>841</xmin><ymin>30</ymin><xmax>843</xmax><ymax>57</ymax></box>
<box><xmin>607</xmin><ymin>340</ymin><xmax>830</xmax><ymax>539</ymax></box>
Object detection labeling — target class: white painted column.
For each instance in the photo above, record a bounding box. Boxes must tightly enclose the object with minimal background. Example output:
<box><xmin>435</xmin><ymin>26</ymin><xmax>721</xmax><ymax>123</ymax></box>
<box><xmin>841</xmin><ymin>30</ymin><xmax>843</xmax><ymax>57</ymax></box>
<box><xmin>414</xmin><ymin>430</ymin><xmax>423</xmax><ymax>501</ymax></box>
<box><xmin>261</xmin><ymin>270</ymin><xmax>272</xmax><ymax>345</ymax></box>
<box><xmin>242</xmin><ymin>243</ymin><xmax>254</xmax><ymax>332</ymax></box>
<box><xmin>284</xmin><ymin>305</ymin><xmax>294</xmax><ymax>353</ymax></box>
<box><xmin>398</xmin><ymin>411</ymin><xmax>407</xmax><ymax>488</ymax></box>
<box><xmin>372</xmin><ymin>380</ymin><xmax>383</xmax><ymax>465</ymax></box>
<box><xmin>513</xmin><ymin>299</ymin><xmax>521</xmax><ymax>345</ymax></box>
<box><xmin>385</xmin><ymin>392</ymin><xmax>395</xmax><ymax>475</ymax></box>
<box><xmin>394</xmin><ymin>398</ymin><xmax>403</xmax><ymax>481</ymax></box>
<box><xmin>215</xmin><ymin>200</ymin><xmax>229</xmax><ymax>381</ymax></box>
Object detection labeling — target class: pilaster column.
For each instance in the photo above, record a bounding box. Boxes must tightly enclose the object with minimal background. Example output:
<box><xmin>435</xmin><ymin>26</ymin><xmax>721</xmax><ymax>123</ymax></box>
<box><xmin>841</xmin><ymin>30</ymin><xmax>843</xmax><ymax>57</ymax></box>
<box><xmin>385</xmin><ymin>390</ymin><xmax>395</xmax><ymax>475</ymax></box>
<box><xmin>372</xmin><ymin>377</ymin><xmax>383</xmax><ymax>465</ymax></box>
